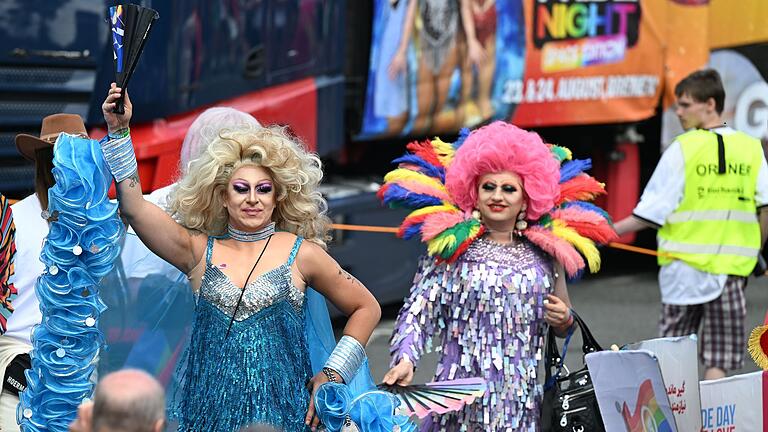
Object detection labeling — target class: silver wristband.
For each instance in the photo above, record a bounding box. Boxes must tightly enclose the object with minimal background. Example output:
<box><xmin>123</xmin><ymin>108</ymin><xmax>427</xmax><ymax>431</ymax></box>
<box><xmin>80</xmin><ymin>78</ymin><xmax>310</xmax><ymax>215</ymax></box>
<box><xmin>99</xmin><ymin>134</ymin><xmax>137</xmax><ymax>183</ymax></box>
<box><xmin>324</xmin><ymin>335</ymin><xmax>366</xmax><ymax>384</ymax></box>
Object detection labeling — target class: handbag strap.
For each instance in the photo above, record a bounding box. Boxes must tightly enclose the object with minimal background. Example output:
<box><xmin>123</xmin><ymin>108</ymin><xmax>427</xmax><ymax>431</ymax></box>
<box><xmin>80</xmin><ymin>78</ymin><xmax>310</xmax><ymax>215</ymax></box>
<box><xmin>544</xmin><ymin>324</ymin><xmax>575</xmax><ymax>390</ymax></box>
<box><xmin>571</xmin><ymin>309</ymin><xmax>603</xmax><ymax>354</ymax></box>
<box><xmin>544</xmin><ymin>309</ymin><xmax>603</xmax><ymax>382</ymax></box>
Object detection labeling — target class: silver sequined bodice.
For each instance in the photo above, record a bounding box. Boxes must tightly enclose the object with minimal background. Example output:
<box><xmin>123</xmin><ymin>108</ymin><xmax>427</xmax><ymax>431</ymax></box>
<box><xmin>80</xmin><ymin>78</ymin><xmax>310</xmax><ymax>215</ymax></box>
<box><xmin>200</xmin><ymin>261</ymin><xmax>304</xmax><ymax>322</ymax></box>
<box><xmin>172</xmin><ymin>236</ymin><xmax>312</xmax><ymax>431</ymax></box>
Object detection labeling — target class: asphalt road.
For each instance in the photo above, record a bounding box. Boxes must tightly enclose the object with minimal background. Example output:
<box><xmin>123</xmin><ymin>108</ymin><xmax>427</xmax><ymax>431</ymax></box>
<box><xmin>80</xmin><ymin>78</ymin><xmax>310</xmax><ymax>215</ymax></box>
<box><xmin>357</xmin><ymin>270</ymin><xmax>768</xmax><ymax>384</ymax></box>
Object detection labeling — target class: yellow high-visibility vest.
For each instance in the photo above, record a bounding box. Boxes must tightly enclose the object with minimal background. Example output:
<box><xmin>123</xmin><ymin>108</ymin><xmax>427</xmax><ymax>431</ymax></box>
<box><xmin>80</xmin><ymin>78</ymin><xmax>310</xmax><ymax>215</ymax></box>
<box><xmin>657</xmin><ymin>129</ymin><xmax>763</xmax><ymax>275</ymax></box>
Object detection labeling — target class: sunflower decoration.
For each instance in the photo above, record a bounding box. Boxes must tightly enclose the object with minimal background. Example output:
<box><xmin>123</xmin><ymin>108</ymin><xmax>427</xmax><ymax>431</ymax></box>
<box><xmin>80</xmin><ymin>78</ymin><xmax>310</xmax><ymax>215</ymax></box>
<box><xmin>748</xmin><ymin>317</ymin><xmax>768</xmax><ymax>370</ymax></box>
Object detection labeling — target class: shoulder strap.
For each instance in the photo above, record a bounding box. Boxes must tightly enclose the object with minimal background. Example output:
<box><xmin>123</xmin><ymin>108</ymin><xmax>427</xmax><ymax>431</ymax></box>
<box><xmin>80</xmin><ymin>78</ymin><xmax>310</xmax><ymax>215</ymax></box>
<box><xmin>712</xmin><ymin>131</ymin><xmax>726</xmax><ymax>175</ymax></box>
<box><xmin>205</xmin><ymin>236</ymin><xmax>214</xmax><ymax>265</ymax></box>
<box><xmin>287</xmin><ymin>236</ymin><xmax>304</xmax><ymax>266</ymax></box>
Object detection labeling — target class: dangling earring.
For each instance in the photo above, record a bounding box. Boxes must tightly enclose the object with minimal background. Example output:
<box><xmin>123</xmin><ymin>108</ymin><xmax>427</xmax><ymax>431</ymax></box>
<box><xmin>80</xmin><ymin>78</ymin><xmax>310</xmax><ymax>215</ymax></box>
<box><xmin>472</xmin><ymin>209</ymin><xmax>482</xmax><ymax>222</ymax></box>
<box><xmin>515</xmin><ymin>203</ymin><xmax>528</xmax><ymax>232</ymax></box>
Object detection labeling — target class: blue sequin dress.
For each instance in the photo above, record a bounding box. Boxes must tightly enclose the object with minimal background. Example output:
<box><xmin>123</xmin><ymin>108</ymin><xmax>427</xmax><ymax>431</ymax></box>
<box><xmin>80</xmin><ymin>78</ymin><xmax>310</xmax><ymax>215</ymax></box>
<box><xmin>170</xmin><ymin>236</ymin><xmax>312</xmax><ymax>431</ymax></box>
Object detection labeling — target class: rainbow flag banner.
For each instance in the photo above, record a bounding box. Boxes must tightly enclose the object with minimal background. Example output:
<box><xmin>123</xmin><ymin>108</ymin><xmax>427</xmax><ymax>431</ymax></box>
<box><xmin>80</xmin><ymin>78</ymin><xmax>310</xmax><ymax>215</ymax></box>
<box><xmin>699</xmin><ymin>371</ymin><xmax>768</xmax><ymax>432</ymax></box>
<box><xmin>625</xmin><ymin>335</ymin><xmax>701</xmax><ymax>430</ymax></box>
<box><xmin>586</xmin><ymin>350</ymin><xmax>678</xmax><ymax>432</ymax></box>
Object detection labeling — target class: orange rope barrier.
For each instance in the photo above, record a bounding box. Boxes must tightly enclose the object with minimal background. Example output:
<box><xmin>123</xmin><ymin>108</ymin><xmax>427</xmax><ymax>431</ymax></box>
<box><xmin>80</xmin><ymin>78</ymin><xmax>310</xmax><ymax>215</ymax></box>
<box><xmin>2</xmin><ymin>211</ymin><xmax>665</xmax><ymax>257</ymax></box>
<box><xmin>607</xmin><ymin>241</ymin><xmax>668</xmax><ymax>258</ymax></box>
<box><xmin>330</xmin><ymin>223</ymin><xmax>399</xmax><ymax>234</ymax></box>
<box><xmin>330</xmin><ymin>223</ymin><xmax>668</xmax><ymax>258</ymax></box>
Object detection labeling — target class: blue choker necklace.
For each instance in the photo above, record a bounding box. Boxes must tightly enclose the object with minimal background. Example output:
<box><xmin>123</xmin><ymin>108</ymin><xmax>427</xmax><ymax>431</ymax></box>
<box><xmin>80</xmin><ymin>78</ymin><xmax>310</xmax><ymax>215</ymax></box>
<box><xmin>226</xmin><ymin>222</ymin><xmax>275</xmax><ymax>242</ymax></box>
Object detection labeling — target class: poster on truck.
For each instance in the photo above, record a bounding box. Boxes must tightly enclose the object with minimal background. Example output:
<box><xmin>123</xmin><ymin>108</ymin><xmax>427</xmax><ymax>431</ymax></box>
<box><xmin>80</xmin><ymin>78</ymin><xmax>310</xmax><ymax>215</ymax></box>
<box><xmin>359</xmin><ymin>0</ymin><xmax>712</xmax><ymax>138</ymax></box>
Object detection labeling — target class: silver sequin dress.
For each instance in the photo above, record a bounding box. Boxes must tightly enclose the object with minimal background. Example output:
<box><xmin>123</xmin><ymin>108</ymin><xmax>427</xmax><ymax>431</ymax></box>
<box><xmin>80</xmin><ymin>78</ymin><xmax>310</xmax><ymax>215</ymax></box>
<box><xmin>169</xmin><ymin>236</ymin><xmax>311</xmax><ymax>432</ymax></box>
<box><xmin>390</xmin><ymin>237</ymin><xmax>554</xmax><ymax>431</ymax></box>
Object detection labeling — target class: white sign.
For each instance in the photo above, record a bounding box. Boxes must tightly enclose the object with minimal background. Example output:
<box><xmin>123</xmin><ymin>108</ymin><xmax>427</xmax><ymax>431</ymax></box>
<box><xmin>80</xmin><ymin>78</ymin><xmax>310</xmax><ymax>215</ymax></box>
<box><xmin>586</xmin><ymin>350</ymin><xmax>677</xmax><ymax>431</ymax></box>
<box><xmin>699</xmin><ymin>371</ymin><xmax>766</xmax><ymax>432</ymax></box>
<box><xmin>625</xmin><ymin>335</ymin><xmax>701</xmax><ymax>430</ymax></box>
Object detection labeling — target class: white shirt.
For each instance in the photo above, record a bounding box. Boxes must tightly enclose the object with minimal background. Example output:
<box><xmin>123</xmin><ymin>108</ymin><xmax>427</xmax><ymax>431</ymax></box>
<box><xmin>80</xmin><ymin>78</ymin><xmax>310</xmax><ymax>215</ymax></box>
<box><xmin>120</xmin><ymin>184</ymin><xmax>182</xmax><ymax>280</ymax></box>
<box><xmin>5</xmin><ymin>188</ymin><xmax>181</xmax><ymax>344</ymax></box>
<box><xmin>633</xmin><ymin>126</ymin><xmax>768</xmax><ymax>305</ymax></box>
<box><xmin>5</xmin><ymin>195</ymin><xmax>46</xmax><ymax>344</ymax></box>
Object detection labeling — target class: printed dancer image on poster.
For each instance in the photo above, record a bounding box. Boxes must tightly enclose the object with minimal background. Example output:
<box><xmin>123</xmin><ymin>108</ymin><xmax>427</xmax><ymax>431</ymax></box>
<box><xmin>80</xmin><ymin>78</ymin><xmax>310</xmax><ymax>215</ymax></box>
<box><xmin>360</xmin><ymin>0</ymin><xmax>525</xmax><ymax>138</ymax></box>
<box><xmin>367</xmin><ymin>0</ymin><xmax>410</xmax><ymax>136</ymax></box>
<box><xmin>459</xmin><ymin>0</ymin><xmax>496</xmax><ymax>127</ymax></box>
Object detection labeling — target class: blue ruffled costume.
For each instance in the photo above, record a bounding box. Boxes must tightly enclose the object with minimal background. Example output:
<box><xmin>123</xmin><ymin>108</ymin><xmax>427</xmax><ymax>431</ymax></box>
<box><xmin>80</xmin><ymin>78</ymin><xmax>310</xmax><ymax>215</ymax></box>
<box><xmin>18</xmin><ymin>134</ymin><xmax>123</xmax><ymax>431</ymax></box>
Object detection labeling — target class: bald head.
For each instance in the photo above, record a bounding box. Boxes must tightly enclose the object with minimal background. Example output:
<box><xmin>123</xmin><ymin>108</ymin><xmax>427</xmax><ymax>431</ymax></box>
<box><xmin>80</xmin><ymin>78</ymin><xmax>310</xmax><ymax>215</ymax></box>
<box><xmin>92</xmin><ymin>369</ymin><xmax>165</xmax><ymax>432</ymax></box>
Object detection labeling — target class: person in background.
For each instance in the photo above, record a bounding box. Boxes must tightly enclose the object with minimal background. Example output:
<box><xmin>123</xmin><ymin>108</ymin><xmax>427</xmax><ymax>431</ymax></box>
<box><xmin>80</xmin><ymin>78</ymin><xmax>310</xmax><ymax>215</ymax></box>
<box><xmin>0</xmin><ymin>193</ymin><xmax>16</xmax><ymax>337</ymax></box>
<box><xmin>68</xmin><ymin>369</ymin><xmax>165</xmax><ymax>432</ymax></box>
<box><xmin>614</xmin><ymin>69</ymin><xmax>768</xmax><ymax>379</ymax></box>
<box><xmin>0</xmin><ymin>114</ymin><xmax>92</xmax><ymax>432</ymax></box>
<box><xmin>112</xmin><ymin>107</ymin><xmax>265</xmax><ymax>381</ymax></box>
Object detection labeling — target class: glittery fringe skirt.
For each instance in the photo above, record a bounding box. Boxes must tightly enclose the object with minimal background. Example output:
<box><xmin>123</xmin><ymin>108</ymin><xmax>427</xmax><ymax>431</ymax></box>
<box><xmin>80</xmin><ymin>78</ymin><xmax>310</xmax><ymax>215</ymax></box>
<box><xmin>169</xmin><ymin>300</ymin><xmax>312</xmax><ymax>431</ymax></box>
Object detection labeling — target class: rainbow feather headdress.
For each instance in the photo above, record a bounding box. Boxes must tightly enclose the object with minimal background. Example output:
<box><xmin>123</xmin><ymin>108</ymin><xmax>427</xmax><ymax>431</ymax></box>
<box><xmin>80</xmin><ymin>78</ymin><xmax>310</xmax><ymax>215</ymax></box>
<box><xmin>378</xmin><ymin>128</ymin><xmax>617</xmax><ymax>277</ymax></box>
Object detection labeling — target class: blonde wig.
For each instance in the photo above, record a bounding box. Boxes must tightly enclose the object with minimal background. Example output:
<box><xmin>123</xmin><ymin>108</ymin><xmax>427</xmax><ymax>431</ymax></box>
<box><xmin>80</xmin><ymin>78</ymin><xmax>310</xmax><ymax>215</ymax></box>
<box><xmin>167</xmin><ymin>125</ymin><xmax>331</xmax><ymax>247</ymax></box>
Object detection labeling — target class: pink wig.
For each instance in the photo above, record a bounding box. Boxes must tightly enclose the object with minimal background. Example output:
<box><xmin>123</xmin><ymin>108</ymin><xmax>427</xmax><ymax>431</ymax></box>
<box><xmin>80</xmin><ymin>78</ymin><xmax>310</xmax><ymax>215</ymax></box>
<box><xmin>445</xmin><ymin>121</ymin><xmax>560</xmax><ymax>221</ymax></box>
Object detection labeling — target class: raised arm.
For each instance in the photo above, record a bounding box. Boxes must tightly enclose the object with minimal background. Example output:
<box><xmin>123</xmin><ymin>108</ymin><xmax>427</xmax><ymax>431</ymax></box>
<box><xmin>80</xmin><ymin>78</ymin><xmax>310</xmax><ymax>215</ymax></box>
<box><xmin>101</xmin><ymin>84</ymin><xmax>202</xmax><ymax>273</ymax></box>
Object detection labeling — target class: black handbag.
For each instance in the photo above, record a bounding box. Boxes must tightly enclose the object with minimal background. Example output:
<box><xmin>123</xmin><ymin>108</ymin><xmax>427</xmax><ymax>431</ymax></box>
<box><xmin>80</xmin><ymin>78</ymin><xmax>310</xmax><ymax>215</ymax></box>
<box><xmin>541</xmin><ymin>310</ymin><xmax>605</xmax><ymax>432</ymax></box>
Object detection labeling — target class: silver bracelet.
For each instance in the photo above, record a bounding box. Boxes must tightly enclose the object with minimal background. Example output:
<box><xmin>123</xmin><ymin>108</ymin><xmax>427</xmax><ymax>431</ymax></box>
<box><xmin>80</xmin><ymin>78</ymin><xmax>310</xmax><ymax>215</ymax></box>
<box><xmin>321</xmin><ymin>367</ymin><xmax>338</xmax><ymax>383</ymax></box>
<box><xmin>324</xmin><ymin>335</ymin><xmax>366</xmax><ymax>384</ymax></box>
<box><xmin>99</xmin><ymin>134</ymin><xmax>137</xmax><ymax>183</ymax></box>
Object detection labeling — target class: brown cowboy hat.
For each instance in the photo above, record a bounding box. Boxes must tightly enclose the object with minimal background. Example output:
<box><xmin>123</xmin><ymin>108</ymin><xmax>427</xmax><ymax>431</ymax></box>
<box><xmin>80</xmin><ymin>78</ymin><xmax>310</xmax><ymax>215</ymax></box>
<box><xmin>15</xmin><ymin>113</ymin><xmax>89</xmax><ymax>161</ymax></box>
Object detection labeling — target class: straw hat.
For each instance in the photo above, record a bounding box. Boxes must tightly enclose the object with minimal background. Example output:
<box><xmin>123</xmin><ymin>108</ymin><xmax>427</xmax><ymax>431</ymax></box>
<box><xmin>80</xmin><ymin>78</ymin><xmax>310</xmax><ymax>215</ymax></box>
<box><xmin>15</xmin><ymin>113</ymin><xmax>88</xmax><ymax>161</ymax></box>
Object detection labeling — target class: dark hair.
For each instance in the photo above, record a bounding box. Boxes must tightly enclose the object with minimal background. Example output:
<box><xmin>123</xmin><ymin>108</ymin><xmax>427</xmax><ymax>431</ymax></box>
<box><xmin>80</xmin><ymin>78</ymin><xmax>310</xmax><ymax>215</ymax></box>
<box><xmin>33</xmin><ymin>147</ymin><xmax>55</xmax><ymax>211</ymax></box>
<box><xmin>674</xmin><ymin>69</ymin><xmax>725</xmax><ymax>115</ymax></box>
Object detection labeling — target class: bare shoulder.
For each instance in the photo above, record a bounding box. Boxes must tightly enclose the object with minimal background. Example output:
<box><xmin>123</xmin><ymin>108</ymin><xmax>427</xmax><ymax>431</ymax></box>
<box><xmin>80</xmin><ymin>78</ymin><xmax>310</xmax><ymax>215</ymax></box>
<box><xmin>295</xmin><ymin>237</ymin><xmax>327</xmax><ymax>263</ymax></box>
<box><xmin>272</xmin><ymin>230</ymin><xmax>298</xmax><ymax>242</ymax></box>
<box><xmin>269</xmin><ymin>231</ymin><xmax>302</xmax><ymax>252</ymax></box>
<box><xmin>294</xmin><ymin>238</ymin><xmax>335</xmax><ymax>278</ymax></box>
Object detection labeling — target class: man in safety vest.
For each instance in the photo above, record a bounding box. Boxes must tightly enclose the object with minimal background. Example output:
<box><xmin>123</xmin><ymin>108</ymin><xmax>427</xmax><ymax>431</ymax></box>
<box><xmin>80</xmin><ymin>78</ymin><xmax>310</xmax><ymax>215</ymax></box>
<box><xmin>615</xmin><ymin>69</ymin><xmax>768</xmax><ymax>380</ymax></box>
